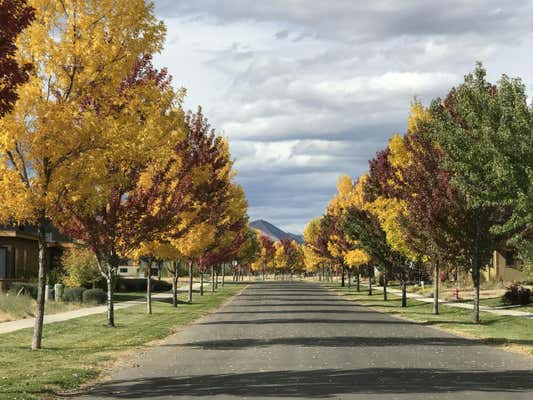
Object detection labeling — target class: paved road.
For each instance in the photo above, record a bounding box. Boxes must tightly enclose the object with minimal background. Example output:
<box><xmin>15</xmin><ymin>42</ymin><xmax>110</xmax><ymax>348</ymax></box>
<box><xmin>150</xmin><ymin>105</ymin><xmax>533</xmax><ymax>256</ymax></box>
<box><xmin>79</xmin><ymin>281</ymin><xmax>533</xmax><ymax>399</ymax></box>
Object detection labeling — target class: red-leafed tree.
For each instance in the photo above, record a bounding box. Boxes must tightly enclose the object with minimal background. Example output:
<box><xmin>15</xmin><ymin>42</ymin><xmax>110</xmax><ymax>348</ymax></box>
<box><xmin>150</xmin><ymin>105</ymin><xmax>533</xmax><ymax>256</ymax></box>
<box><xmin>173</xmin><ymin>108</ymin><xmax>239</xmax><ymax>301</ymax></box>
<box><xmin>0</xmin><ymin>0</ymin><xmax>34</xmax><ymax>116</ymax></box>
<box><xmin>58</xmin><ymin>56</ymin><xmax>189</xmax><ymax>327</ymax></box>
<box><xmin>257</xmin><ymin>234</ymin><xmax>275</xmax><ymax>279</ymax></box>
<box><xmin>365</xmin><ymin>104</ymin><xmax>467</xmax><ymax>314</ymax></box>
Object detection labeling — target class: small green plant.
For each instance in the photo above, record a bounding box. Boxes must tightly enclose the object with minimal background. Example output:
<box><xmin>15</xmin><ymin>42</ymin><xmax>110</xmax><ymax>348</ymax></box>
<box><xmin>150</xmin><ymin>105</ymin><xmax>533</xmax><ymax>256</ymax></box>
<box><xmin>82</xmin><ymin>289</ymin><xmax>106</xmax><ymax>305</ymax></box>
<box><xmin>63</xmin><ymin>287</ymin><xmax>86</xmax><ymax>303</ymax></box>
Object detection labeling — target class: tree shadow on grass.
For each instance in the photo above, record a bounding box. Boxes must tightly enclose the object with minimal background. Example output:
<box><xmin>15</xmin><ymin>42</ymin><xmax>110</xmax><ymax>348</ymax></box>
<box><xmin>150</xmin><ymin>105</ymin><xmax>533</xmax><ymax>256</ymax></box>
<box><xmin>83</xmin><ymin>368</ymin><xmax>533</xmax><ymax>398</ymax></box>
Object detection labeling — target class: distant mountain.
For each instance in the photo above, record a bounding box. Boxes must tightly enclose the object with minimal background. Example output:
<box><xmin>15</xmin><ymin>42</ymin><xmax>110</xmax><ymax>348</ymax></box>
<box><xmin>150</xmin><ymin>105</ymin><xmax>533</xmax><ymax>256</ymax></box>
<box><xmin>250</xmin><ymin>219</ymin><xmax>303</xmax><ymax>244</ymax></box>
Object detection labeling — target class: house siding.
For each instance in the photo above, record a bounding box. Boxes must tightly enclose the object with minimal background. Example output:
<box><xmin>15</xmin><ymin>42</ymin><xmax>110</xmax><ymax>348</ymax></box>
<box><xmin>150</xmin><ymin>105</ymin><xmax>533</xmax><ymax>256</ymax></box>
<box><xmin>0</xmin><ymin>237</ymin><xmax>39</xmax><ymax>281</ymax></box>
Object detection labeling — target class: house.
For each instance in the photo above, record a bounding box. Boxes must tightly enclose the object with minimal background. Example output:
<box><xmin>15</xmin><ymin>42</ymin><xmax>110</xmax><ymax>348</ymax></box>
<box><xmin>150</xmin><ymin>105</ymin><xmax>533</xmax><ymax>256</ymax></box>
<box><xmin>117</xmin><ymin>265</ymin><xmax>140</xmax><ymax>278</ymax></box>
<box><xmin>0</xmin><ymin>224</ymin><xmax>72</xmax><ymax>291</ymax></box>
<box><xmin>482</xmin><ymin>250</ymin><xmax>527</xmax><ymax>283</ymax></box>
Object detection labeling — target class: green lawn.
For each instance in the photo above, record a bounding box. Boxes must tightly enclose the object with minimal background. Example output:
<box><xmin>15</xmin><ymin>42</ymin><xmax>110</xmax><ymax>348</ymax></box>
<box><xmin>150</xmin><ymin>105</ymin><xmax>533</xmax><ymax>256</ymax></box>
<box><xmin>324</xmin><ymin>283</ymin><xmax>533</xmax><ymax>356</ymax></box>
<box><xmin>455</xmin><ymin>296</ymin><xmax>533</xmax><ymax>313</ymax></box>
<box><xmin>0</xmin><ymin>283</ymin><xmax>244</xmax><ymax>400</ymax></box>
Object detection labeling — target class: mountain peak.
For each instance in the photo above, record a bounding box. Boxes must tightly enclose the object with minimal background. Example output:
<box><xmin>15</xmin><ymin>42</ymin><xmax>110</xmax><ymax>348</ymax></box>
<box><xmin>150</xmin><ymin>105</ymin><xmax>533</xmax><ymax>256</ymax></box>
<box><xmin>250</xmin><ymin>219</ymin><xmax>303</xmax><ymax>243</ymax></box>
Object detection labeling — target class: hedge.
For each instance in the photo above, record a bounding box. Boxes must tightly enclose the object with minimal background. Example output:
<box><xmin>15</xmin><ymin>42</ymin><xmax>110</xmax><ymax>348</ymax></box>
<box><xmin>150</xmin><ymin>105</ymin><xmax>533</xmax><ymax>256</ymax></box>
<box><xmin>82</xmin><ymin>288</ymin><xmax>106</xmax><ymax>305</ymax></box>
<box><xmin>116</xmin><ymin>278</ymin><xmax>172</xmax><ymax>293</ymax></box>
<box><xmin>63</xmin><ymin>287</ymin><xmax>86</xmax><ymax>303</ymax></box>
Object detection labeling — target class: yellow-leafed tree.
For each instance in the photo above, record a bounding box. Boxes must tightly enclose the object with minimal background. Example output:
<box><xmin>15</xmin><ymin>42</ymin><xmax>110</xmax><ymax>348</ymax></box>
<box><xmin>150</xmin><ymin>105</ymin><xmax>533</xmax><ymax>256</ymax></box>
<box><xmin>0</xmin><ymin>0</ymin><xmax>165</xmax><ymax>349</ymax></box>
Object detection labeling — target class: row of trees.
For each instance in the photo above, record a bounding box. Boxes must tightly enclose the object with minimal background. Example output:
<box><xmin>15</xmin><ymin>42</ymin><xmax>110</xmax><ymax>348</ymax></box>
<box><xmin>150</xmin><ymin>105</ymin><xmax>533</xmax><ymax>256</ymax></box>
<box><xmin>251</xmin><ymin>236</ymin><xmax>305</xmax><ymax>278</ymax></box>
<box><xmin>0</xmin><ymin>0</ymin><xmax>258</xmax><ymax>349</ymax></box>
<box><xmin>304</xmin><ymin>64</ymin><xmax>532</xmax><ymax>323</ymax></box>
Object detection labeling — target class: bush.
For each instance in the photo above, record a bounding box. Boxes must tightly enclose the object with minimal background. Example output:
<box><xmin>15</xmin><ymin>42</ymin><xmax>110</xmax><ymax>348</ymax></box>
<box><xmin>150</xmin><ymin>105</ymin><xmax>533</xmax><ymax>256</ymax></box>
<box><xmin>116</xmin><ymin>278</ymin><xmax>171</xmax><ymax>293</ymax></box>
<box><xmin>60</xmin><ymin>247</ymin><xmax>101</xmax><ymax>288</ymax></box>
<box><xmin>82</xmin><ymin>288</ymin><xmax>106</xmax><ymax>305</ymax></box>
<box><xmin>152</xmin><ymin>279</ymin><xmax>172</xmax><ymax>292</ymax></box>
<box><xmin>63</xmin><ymin>287</ymin><xmax>86</xmax><ymax>303</ymax></box>
<box><xmin>8</xmin><ymin>282</ymin><xmax>37</xmax><ymax>299</ymax></box>
<box><xmin>502</xmin><ymin>284</ymin><xmax>532</xmax><ymax>306</ymax></box>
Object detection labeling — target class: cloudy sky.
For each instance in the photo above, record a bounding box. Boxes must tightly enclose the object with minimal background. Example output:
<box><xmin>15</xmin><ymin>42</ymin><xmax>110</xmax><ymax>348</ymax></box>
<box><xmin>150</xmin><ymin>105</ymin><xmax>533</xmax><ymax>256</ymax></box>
<box><xmin>152</xmin><ymin>0</ymin><xmax>533</xmax><ymax>234</ymax></box>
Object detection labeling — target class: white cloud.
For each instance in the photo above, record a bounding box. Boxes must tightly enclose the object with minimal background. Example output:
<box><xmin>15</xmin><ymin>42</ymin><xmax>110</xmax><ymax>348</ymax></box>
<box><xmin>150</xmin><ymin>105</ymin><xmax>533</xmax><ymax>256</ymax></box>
<box><xmin>153</xmin><ymin>0</ymin><xmax>533</xmax><ymax>232</ymax></box>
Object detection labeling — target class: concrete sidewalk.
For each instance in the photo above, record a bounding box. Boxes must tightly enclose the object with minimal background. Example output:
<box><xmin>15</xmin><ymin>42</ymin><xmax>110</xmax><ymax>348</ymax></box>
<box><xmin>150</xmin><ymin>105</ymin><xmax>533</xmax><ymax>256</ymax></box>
<box><xmin>368</xmin><ymin>285</ymin><xmax>533</xmax><ymax>319</ymax></box>
<box><xmin>0</xmin><ymin>282</ymin><xmax>207</xmax><ymax>335</ymax></box>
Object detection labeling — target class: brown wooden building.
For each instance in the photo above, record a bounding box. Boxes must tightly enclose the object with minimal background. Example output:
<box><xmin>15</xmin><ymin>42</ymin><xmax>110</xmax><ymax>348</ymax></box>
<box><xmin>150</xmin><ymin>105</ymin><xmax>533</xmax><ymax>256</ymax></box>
<box><xmin>0</xmin><ymin>224</ymin><xmax>72</xmax><ymax>290</ymax></box>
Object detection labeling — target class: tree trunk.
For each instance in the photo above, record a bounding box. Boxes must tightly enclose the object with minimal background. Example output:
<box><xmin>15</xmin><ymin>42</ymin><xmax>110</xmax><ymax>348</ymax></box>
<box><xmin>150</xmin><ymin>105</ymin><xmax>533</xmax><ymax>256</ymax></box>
<box><xmin>171</xmin><ymin>261</ymin><xmax>179</xmax><ymax>308</ymax></box>
<box><xmin>383</xmin><ymin>270</ymin><xmax>388</xmax><ymax>301</ymax></box>
<box><xmin>222</xmin><ymin>263</ymin><xmax>225</xmax><ymax>286</ymax></box>
<box><xmin>356</xmin><ymin>270</ymin><xmax>360</xmax><ymax>292</ymax></box>
<box><xmin>211</xmin><ymin>265</ymin><xmax>215</xmax><ymax>292</ymax></box>
<box><xmin>433</xmin><ymin>260</ymin><xmax>439</xmax><ymax>315</ymax></box>
<box><xmin>347</xmin><ymin>269</ymin><xmax>352</xmax><ymax>288</ymax></box>
<box><xmin>341</xmin><ymin>265</ymin><xmax>346</xmax><ymax>287</ymax></box>
<box><xmin>200</xmin><ymin>272</ymin><xmax>204</xmax><ymax>296</ymax></box>
<box><xmin>401</xmin><ymin>279</ymin><xmax>407</xmax><ymax>308</ymax></box>
<box><xmin>472</xmin><ymin>264</ymin><xmax>481</xmax><ymax>323</ymax></box>
<box><xmin>188</xmin><ymin>262</ymin><xmax>193</xmax><ymax>303</ymax></box>
<box><xmin>146</xmin><ymin>263</ymin><xmax>152</xmax><ymax>315</ymax></box>
<box><xmin>368</xmin><ymin>265</ymin><xmax>373</xmax><ymax>296</ymax></box>
<box><xmin>32</xmin><ymin>219</ymin><xmax>47</xmax><ymax>350</ymax></box>
<box><xmin>106</xmin><ymin>273</ymin><xmax>115</xmax><ymax>326</ymax></box>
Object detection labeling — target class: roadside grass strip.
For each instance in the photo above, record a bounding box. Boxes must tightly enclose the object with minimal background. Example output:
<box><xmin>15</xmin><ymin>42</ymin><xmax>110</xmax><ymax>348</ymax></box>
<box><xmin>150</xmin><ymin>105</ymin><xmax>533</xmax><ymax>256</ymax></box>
<box><xmin>324</xmin><ymin>283</ymin><xmax>533</xmax><ymax>357</ymax></box>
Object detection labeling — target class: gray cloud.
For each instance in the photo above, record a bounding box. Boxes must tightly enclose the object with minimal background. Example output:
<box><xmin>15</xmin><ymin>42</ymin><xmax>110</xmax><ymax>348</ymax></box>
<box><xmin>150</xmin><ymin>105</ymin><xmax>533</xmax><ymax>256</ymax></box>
<box><xmin>153</xmin><ymin>0</ymin><xmax>533</xmax><ymax>232</ymax></box>
<box><xmin>155</xmin><ymin>1</ymin><xmax>533</xmax><ymax>42</ymax></box>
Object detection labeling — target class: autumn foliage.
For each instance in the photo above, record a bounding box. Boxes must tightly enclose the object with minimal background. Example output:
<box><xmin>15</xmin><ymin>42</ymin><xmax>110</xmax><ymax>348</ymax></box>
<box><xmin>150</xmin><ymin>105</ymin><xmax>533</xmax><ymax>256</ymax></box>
<box><xmin>0</xmin><ymin>0</ymin><xmax>259</xmax><ymax>348</ymax></box>
<box><xmin>305</xmin><ymin>64</ymin><xmax>533</xmax><ymax>323</ymax></box>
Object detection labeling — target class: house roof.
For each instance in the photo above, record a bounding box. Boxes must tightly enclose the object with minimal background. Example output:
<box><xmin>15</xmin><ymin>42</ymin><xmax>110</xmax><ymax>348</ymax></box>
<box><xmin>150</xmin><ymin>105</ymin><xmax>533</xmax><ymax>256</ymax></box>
<box><xmin>0</xmin><ymin>222</ymin><xmax>73</xmax><ymax>245</ymax></box>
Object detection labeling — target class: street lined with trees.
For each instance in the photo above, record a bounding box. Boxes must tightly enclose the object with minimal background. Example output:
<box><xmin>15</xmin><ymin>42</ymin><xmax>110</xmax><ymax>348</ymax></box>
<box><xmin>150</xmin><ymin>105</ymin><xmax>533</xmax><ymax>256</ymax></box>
<box><xmin>303</xmin><ymin>64</ymin><xmax>533</xmax><ymax>324</ymax></box>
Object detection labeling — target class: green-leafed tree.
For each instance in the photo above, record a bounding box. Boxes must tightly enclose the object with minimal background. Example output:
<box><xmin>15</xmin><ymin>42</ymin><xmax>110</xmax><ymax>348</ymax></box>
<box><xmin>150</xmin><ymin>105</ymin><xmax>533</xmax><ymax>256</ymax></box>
<box><xmin>429</xmin><ymin>63</ymin><xmax>530</xmax><ymax>322</ymax></box>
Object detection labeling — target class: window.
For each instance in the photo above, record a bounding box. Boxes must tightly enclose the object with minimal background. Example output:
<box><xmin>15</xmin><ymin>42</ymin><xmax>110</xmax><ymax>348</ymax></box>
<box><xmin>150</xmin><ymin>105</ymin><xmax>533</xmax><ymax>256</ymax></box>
<box><xmin>119</xmin><ymin>268</ymin><xmax>128</xmax><ymax>273</ymax></box>
<box><xmin>0</xmin><ymin>248</ymin><xmax>6</xmax><ymax>279</ymax></box>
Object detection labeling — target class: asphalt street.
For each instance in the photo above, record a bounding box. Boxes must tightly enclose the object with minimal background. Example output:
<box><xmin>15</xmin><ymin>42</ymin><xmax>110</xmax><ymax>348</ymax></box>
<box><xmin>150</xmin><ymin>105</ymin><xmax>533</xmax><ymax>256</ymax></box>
<box><xmin>78</xmin><ymin>281</ymin><xmax>533</xmax><ymax>399</ymax></box>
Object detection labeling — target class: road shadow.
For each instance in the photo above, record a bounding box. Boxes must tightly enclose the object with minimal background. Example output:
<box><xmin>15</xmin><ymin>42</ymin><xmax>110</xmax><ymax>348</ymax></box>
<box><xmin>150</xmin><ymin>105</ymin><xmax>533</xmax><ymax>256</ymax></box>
<box><xmin>198</xmin><ymin>317</ymin><xmax>412</xmax><ymax>326</ymax></box>
<box><xmin>82</xmin><ymin>368</ymin><xmax>533</xmax><ymax>398</ymax></box>
<box><xmin>234</xmin><ymin>297</ymin><xmax>349</xmax><ymax>302</ymax></box>
<box><xmin>228</xmin><ymin>303</ymin><xmax>368</xmax><ymax>308</ymax></box>
<box><xmin>216</xmin><ymin>309</ymin><xmax>376</xmax><ymax>315</ymax></box>
<box><xmin>173</xmin><ymin>335</ymin><xmax>485</xmax><ymax>350</ymax></box>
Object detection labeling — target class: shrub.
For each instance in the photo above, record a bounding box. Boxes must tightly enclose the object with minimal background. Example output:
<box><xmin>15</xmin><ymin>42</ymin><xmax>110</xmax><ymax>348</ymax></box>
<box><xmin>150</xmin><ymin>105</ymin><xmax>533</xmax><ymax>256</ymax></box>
<box><xmin>152</xmin><ymin>279</ymin><xmax>172</xmax><ymax>292</ymax></box>
<box><xmin>60</xmin><ymin>247</ymin><xmax>101</xmax><ymax>288</ymax></box>
<box><xmin>116</xmin><ymin>278</ymin><xmax>171</xmax><ymax>293</ymax></box>
<box><xmin>82</xmin><ymin>288</ymin><xmax>106</xmax><ymax>305</ymax></box>
<box><xmin>502</xmin><ymin>284</ymin><xmax>532</xmax><ymax>306</ymax></box>
<box><xmin>63</xmin><ymin>287</ymin><xmax>86</xmax><ymax>303</ymax></box>
<box><xmin>8</xmin><ymin>282</ymin><xmax>37</xmax><ymax>299</ymax></box>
